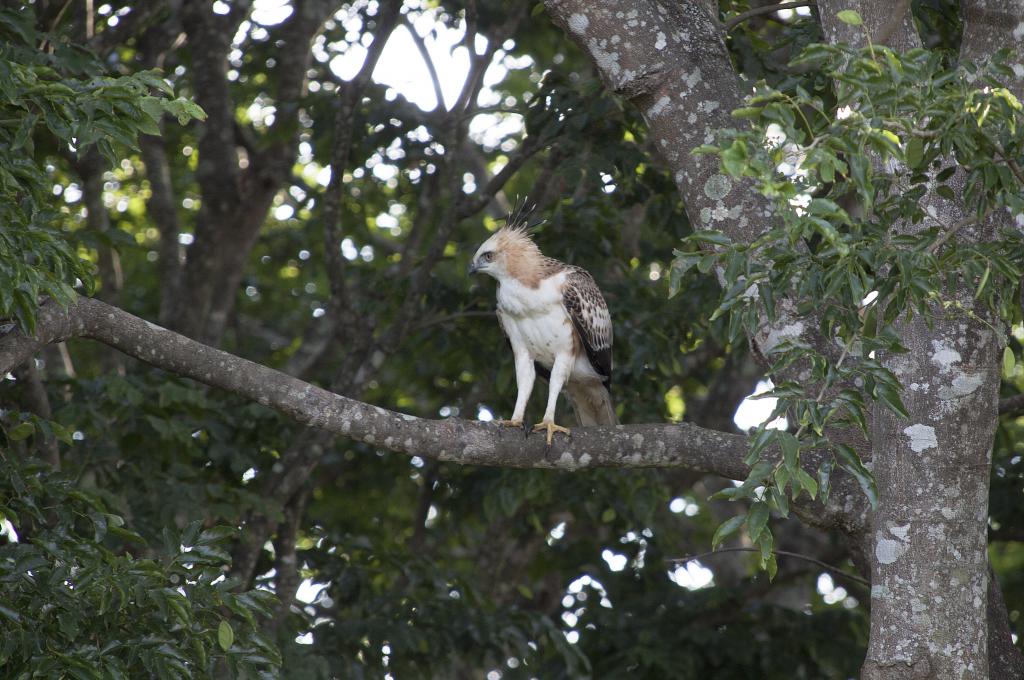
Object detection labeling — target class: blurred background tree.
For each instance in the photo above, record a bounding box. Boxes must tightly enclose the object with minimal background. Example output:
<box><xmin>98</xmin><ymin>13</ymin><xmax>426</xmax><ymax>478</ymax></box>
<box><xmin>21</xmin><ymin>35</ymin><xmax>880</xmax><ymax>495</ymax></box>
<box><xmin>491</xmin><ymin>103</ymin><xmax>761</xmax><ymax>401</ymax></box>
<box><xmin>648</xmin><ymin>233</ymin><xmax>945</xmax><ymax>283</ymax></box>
<box><xmin>1</xmin><ymin>0</ymin><xmax>1021</xmax><ymax>678</ymax></box>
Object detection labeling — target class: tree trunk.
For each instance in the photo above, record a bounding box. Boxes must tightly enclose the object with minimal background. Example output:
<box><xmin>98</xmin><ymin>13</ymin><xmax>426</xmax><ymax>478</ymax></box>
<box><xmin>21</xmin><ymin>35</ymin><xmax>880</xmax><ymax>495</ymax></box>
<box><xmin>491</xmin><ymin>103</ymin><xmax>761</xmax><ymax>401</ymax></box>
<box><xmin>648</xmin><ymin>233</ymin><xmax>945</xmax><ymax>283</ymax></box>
<box><xmin>862</xmin><ymin>312</ymin><xmax>999</xmax><ymax>678</ymax></box>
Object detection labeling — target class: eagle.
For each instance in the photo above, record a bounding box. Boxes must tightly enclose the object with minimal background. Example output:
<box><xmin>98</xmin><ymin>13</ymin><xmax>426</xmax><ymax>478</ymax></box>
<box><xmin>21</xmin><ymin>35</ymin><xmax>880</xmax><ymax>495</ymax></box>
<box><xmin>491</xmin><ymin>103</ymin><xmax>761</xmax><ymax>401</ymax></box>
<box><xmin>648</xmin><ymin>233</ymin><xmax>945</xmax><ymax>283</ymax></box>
<box><xmin>468</xmin><ymin>214</ymin><xmax>617</xmax><ymax>444</ymax></box>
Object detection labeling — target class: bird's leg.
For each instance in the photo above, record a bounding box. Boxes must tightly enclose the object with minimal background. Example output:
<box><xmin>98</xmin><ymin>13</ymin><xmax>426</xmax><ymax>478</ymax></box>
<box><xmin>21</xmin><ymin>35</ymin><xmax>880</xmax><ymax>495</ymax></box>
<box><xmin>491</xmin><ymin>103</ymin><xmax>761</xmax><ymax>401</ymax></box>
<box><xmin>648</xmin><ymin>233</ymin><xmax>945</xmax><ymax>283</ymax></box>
<box><xmin>497</xmin><ymin>348</ymin><xmax>535</xmax><ymax>428</ymax></box>
<box><xmin>533</xmin><ymin>353</ymin><xmax>572</xmax><ymax>445</ymax></box>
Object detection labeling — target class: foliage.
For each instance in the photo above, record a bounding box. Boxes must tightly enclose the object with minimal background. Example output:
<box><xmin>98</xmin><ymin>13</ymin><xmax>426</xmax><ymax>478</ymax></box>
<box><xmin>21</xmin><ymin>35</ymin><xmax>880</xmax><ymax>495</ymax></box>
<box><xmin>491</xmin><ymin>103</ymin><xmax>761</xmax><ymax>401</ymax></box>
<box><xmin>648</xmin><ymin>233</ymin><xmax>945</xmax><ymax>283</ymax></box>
<box><xmin>675</xmin><ymin>26</ymin><xmax>1024</xmax><ymax>569</ymax></box>
<box><xmin>14</xmin><ymin>1</ymin><xmax>1024</xmax><ymax>677</ymax></box>
<box><xmin>0</xmin><ymin>7</ymin><xmax>203</xmax><ymax>333</ymax></box>
<box><xmin>293</xmin><ymin>531</ymin><xmax>589</xmax><ymax>678</ymax></box>
<box><xmin>0</xmin><ymin>449</ymin><xmax>278</xmax><ymax>678</ymax></box>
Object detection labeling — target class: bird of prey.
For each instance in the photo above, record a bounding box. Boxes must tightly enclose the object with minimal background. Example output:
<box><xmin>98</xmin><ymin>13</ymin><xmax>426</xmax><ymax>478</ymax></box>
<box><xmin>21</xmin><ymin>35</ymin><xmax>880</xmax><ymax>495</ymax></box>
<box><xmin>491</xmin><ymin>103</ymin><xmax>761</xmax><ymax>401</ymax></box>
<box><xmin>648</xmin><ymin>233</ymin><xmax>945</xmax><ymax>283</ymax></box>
<box><xmin>468</xmin><ymin>211</ymin><xmax>617</xmax><ymax>444</ymax></box>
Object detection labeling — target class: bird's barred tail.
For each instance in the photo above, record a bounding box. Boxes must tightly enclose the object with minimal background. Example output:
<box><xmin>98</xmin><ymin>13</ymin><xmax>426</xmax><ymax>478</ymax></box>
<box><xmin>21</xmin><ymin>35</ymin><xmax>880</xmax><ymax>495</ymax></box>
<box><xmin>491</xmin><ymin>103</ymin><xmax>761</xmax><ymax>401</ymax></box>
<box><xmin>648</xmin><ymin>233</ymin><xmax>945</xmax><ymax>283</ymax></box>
<box><xmin>567</xmin><ymin>383</ymin><xmax>619</xmax><ymax>426</ymax></box>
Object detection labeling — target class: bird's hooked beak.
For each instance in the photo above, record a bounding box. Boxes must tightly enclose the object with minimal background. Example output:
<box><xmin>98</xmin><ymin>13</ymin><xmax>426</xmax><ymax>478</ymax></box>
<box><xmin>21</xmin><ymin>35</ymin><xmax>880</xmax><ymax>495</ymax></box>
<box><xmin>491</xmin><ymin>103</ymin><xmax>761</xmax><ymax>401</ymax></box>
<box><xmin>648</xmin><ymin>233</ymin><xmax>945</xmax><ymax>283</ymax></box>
<box><xmin>467</xmin><ymin>259</ymin><xmax>480</xmax><ymax>275</ymax></box>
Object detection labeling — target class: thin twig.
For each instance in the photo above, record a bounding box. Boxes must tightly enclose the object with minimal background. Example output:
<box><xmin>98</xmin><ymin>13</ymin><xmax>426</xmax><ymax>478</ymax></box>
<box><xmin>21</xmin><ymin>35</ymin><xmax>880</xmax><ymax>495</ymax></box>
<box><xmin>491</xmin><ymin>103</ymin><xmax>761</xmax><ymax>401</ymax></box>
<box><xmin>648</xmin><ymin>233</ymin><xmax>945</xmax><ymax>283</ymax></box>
<box><xmin>724</xmin><ymin>1</ymin><xmax>817</xmax><ymax>32</ymax></box>
<box><xmin>667</xmin><ymin>547</ymin><xmax>869</xmax><ymax>587</ymax></box>
<box><xmin>927</xmin><ymin>208</ymin><xmax>993</xmax><ymax>255</ymax></box>
<box><xmin>995</xmin><ymin>144</ymin><xmax>1024</xmax><ymax>187</ymax></box>
<box><xmin>1007</xmin><ymin>158</ymin><xmax>1024</xmax><ymax>186</ymax></box>
<box><xmin>39</xmin><ymin>0</ymin><xmax>74</xmax><ymax>51</ymax></box>
<box><xmin>404</xmin><ymin>14</ymin><xmax>447</xmax><ymax>112</ymax></box>
<box><xmin>414</xmin><ymin>310</ymin><xmax>496</xmax><ymax>332</ymax></box>
<box><xmin>814</xmin><ymin>335</ymin><xmax>853</xmax><ymax>403</ymax></box>
<box><xmin>462</xmin><ymin>105</ymin><xmax>525</xmax><ymax>118</ymax></box>
<box><xmin>456</xmin><ymin>136</ymin><xmax>545</xmax><ymax>219</ymax></box>
<box><xmin>1000</xmin><ymin>394</ymin><xmax>1024</xmax><ymax>416</ymax></box>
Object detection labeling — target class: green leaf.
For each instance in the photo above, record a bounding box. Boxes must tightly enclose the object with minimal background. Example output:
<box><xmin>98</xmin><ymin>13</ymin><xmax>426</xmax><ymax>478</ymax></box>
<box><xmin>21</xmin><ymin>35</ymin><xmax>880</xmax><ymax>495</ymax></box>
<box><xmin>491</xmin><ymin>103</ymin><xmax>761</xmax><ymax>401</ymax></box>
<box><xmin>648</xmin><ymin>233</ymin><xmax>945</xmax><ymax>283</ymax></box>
<box><xmin>8</xmin><ymin>422</ymin><xmax>34</xmax><ymax>441</ymax></box>
<box><xmin>769</xmin><ymin>484</ymin><xmax>789</xmax><ymax>517</ymax></box>
<box><xmin>794</xmin><ymin>467</ymin><xmax>818</xmax><ymax>500</ymax></box>
<box><xmin>906</xmin><ymin>136</ymin><xmax>924</xmax><ymax>168</ymax></box>
<box><xmin>721</xmin><ymin>140</ymin><xmax>749</xmax><ymax>176</ymax></box>
<box><xmin>880</xmin><ymin>129</ymin><xmax>901</xmax><ymax>148</ymax></box>
<box><xmin>218</xmin><ymin>620</ymin><xmax>234</xmax><ymax>651</ymax></box>
<box><xmin>731</xmin><ymin>106</ymin><xmax>763</xmax><ymax>119</ymax></box>
<box><xmin>834</xmin><ymin>443</ymin><xmax>878</xmax><ymax>509</ymax></box>
<box><xmin>1003</xmin><ymin>346</ymin><xmax>1016</xmax><ymax>377</ymax></box>
<box><xmin>818</xmin><ymin>458</ymin><xmax>834</xmax><ymax>506</ymax></box>
<box><xmin>747</xmin><ymin>502</ymin><xmax>769</xmax><ymax>544</ymax></box>
<box><xmin>836</xmin><ymin>10</ymin><xmax>864</xmax><ymax>26</ymax></box>
<box><xmin>975</xmin><ymin>265</ymin><xmax>991</xmax><ymax>298</ymax></box>
<box><xmin>775</xmin><ymin>465</ymin><xmax>790</xmax><ymax>492</ymax></box>
<box><xmin>688</xmin><ymin>230</ymin><xmax>732</xmax><ymax>247</ymax></box>
<box><xmin>49</xmin><ymin>421</ymin><xmax>73</xmax><ymax>445</ymax></box>
<box><xmin>820</xmin><ymin>157</ymin><xmax>835</xmax><ymax>184</ymax></box>
<box><xmin>747</xmin><ymin>427</ymin><xmax>775</xmax><ymax>464</ymax></box>
<box><xmin>670</xmin><ymin>252</ymin><xmax>703</xmax><ymax>295</ymax></box>
<box><xmin>135</xmin><ymin>70</ymin><xmax>174</xmax><ymax>95</ymax></box>
<box><xmin>108</xmin><ymin>526</ymin><xmax>147</xmax><ymax>544</ymax></box>
<box><xmin>712</xmin><ymin>513</ymin><xmax>747</xmax><ymax>548</ymax></box>
<box><xmin>875</xmin><ymin>383</ymin><xmax>909</xmax><ymax>418</ymax></box>
<box><xmin>779</xmin><ymin>432</ymin><xmax>800</xmax><ymax>472</ymax></box>
<box><xmin>12</xmin><ymin>113</ymin><xmax>38</xmax><ymax>151</ymax></box>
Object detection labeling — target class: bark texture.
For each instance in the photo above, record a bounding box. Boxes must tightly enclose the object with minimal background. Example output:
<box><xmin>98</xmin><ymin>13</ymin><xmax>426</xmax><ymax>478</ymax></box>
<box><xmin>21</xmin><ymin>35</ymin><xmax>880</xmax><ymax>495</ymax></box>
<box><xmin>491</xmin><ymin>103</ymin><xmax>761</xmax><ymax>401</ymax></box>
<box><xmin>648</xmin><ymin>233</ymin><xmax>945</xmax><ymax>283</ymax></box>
<box><xmin>863</xmin><ymin>313</ymin><xmax>999</xmax><ymax>679</ymax></box>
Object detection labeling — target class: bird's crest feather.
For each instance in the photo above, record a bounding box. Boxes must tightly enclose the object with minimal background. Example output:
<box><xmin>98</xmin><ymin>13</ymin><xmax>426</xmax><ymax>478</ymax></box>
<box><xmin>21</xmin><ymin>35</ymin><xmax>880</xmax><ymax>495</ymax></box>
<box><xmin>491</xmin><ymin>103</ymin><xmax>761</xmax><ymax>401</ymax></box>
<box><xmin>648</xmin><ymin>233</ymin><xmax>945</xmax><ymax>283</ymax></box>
<box><xmin>503</xmin><ymin>197</ymin><xmax>545</xmax><ymax>234</ymax></box>
<box><xmin>494</xmin><ymin>198</ymin><xmax>545</xmax><ymax>262</ymax></box>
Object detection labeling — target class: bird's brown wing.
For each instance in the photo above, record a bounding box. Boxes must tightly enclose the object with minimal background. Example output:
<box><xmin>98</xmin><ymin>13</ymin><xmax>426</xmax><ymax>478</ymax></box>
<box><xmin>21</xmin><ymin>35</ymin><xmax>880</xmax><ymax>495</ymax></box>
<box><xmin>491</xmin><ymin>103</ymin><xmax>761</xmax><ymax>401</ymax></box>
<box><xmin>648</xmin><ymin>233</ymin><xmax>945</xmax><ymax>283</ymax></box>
<box><xmin>561</xmin><ymin>267</ymin><xmax>613</xmax><ymax>389</ymax></box>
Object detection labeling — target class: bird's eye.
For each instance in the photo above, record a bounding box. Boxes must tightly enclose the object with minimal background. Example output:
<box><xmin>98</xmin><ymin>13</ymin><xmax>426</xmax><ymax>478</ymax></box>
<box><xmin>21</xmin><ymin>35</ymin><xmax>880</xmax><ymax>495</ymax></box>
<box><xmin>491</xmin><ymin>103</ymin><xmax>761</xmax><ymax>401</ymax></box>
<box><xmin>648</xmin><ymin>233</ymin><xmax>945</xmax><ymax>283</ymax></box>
<box><xmin>481</xmin><ymin>252</ymin><xmax>494</xmax><ymax>262</ymax></box>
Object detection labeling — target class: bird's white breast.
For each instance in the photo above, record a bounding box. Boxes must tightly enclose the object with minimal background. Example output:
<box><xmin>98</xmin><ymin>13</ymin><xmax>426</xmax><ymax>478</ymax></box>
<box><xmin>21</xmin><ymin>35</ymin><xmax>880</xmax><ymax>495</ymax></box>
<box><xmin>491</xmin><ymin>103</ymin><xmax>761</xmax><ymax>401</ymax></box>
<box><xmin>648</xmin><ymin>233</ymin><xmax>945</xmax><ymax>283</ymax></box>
<box><xmin>497</xmin><ymin>274</ymin><xmax>573</xmax><ymax>369</ymax></box>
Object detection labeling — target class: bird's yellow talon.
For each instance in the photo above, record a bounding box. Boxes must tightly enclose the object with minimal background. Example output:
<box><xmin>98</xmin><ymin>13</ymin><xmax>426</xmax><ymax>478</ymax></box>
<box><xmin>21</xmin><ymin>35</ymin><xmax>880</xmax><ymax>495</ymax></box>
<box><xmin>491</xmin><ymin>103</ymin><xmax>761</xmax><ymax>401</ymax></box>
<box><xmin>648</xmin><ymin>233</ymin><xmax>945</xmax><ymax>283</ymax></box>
<box><xmin>532</xmin><ymin>420</ymin><xmax>570</xmax><ymax>445</ymax></box>
<box><xmin>495</xmin><ymin>419</ymin><xmax>524</xmax><ymax>428</ymax></box>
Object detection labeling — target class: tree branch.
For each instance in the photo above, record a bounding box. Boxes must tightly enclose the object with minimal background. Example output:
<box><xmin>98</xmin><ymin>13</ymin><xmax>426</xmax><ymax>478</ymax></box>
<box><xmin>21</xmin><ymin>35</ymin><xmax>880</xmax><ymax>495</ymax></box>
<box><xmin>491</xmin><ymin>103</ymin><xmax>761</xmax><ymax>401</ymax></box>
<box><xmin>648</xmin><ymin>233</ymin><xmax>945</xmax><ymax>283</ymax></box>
<box><xmin>404</xmin><ymin>14</ymin><xmax>447</xmax><ymax>111</ymax></box>
<box><xmin>667</xmin><ymin>546</ymin><xmax>870</xmax><ymax>587</ymax></box>
<box><xmin>364</xmin><ymin>7</ymin><xmax>526</xmax><ymax>363</ymax></box>
<box><xmin>723</xmin><ymin>1</ymin><xmax>817</xmax><ymax>33</ymax></box>
<box><xmin>999</xmin><ymin>393</ymin><xmax>1024</xmax><ymax>416</ymax></box>
<box><xmin>926</xmin><ymin>207</ymin><xmax>993</xmax><ymax>254</ymax></box>
<box><xmin>455</xmin><ymin>135</ymin><xmax>545</xmax><ymax>219</ymax></box>
<box><xmin>0</xmin><ymin>296</ymin><xmax>752</xmax><ymax>478</ymax></box>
